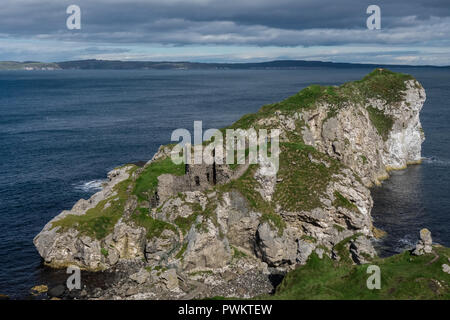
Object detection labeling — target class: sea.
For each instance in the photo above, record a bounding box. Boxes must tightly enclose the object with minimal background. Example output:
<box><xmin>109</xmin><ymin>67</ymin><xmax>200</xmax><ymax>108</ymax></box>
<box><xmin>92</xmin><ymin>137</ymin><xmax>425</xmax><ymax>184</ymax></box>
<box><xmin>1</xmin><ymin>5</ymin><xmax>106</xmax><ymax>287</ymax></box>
<box><xmin>0</xmin><ymin>67</ymin><xmax>449</xmax><ymax>298</ymax></box>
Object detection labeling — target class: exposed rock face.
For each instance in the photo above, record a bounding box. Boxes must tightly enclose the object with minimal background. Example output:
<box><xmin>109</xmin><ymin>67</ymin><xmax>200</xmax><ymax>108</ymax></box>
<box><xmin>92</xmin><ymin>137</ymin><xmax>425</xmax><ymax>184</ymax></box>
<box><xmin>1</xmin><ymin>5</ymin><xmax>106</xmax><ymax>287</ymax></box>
<box><xmin>413</xmin><ymin>228</ymin><xmax>433</xmax><ymax>256</ymax></box>
<box><xmin>255</xmin><ymin>223</ymin><xmax>297</xmax><ymax>267</ymax></box>
<box><xmin>349</xmin><ymin>235</ymin><xmax>377</xmax><ymax>264</ymax></box>
<box><xmin>33</xmin><ymin>165</ymin><xmax>146</xmax><ymax>270</ymax></box>
<box><xmin>301</xmin><ymin>78</ymin><xmax>425</xmax><ymax>186</ymax></box>
<box><xmin>34</xmin><ymin>69</ymin><xmax>426</xmax><ymax>299</ymax></box>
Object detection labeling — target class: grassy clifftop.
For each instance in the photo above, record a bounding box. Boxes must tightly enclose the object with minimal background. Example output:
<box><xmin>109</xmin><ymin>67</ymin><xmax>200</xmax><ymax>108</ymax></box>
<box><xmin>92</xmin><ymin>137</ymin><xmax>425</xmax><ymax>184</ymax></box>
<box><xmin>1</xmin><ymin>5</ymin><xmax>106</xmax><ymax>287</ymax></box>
<box><xmin>231</xmin><ymin>68</ymin><xmax>415</xmax><ymax>131</ymax></box>
<box><xmin>270</xmin><ymin>245</ymin><xmax>450</xmax><ymax>300</ymax></box>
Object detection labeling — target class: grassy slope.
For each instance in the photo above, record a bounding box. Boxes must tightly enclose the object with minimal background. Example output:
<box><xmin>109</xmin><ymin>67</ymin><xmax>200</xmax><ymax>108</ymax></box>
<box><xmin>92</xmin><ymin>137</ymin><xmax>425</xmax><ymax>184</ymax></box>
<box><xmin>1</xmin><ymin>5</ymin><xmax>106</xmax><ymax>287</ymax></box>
<box><xmin>269</xmin><ymin>246</ymin><xmax>450</xmax><ymax>300</ymax></box>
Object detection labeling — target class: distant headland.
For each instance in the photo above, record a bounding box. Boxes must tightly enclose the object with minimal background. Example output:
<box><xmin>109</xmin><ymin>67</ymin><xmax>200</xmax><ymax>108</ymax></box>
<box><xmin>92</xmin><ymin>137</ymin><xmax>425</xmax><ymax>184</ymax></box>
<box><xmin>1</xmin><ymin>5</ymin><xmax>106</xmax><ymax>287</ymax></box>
<box><xmin>1</xmin><ymin>59</ymin><xmax>449</xmax><ymax>71</ymax></box>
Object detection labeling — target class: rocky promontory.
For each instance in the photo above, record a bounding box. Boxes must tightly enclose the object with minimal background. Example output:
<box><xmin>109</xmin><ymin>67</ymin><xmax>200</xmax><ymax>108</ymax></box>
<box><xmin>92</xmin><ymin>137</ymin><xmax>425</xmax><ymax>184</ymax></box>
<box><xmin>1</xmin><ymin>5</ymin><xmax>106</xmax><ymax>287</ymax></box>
<box><xmin>34</xmin><ymin>69</ymin><xmax>428</xmax><ymax>299</ymax></box>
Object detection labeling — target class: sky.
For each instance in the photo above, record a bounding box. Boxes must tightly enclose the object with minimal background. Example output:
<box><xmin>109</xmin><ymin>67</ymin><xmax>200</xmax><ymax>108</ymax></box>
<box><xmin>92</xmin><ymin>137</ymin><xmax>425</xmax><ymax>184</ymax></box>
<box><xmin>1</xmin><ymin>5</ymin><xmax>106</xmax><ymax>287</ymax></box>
<box><xmin>1</xmin><ymin>0</ymin><xmax>450</xmax><ymax>65</ymax></box>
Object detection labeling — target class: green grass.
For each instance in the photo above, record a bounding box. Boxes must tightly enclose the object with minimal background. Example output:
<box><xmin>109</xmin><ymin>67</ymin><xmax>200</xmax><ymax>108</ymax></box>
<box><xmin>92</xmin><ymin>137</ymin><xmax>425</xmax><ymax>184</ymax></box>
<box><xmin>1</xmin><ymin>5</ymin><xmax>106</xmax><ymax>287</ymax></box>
<box><xmin>260</xmin><ymin>212</ymin><xmax>286</xmax><ymax>236</ymax></box>
<box><xmin>356</xmin><ymin>68</ymin><xmax>414</xmax><ymax>104</ymax></box>
<box><xmin>333</xmin><ymin>191</ymin><xmax>359</xmax><ymax>212</ymax></box>
<box><xmin>101</xmin><ymin>248</ymin><xmax>109</xmax><ymax>257</ymax></box>
<box><xmin>174</xmin><ymin>213</ymin><xmax>200</xmax><ymax>235</ymax></box>
<box><xmin>131</xmin><ymin>208</ymin><xmax>177</xmax><ymax>239</ymax></box>
<box><xmin>366</xmin><ymin>106</ymin><xmax>394</xmax><ymax>141</ymax></box>
<box><xmin>176</xmin><ymin>242</ymin><xmax>188</xmax><ymax>260</ymax></box>
<box><xmin>301</xmin><ymin>235</ymin><xmax>317</xmax><ymax>243</ymax></box>
<box><xmin>269</xmin><ymin>246</ymin><xmax>450</xmax><ymax>300</ymax></box>
<box><xmin>273</xmin><ymin>142</ymin><xmax>342</xmax><ymax>212</ymax></box>
<box><xmin>332</xmin><ymin>234</ymin><xmax>361</xmax><ymax>265</ymax></box>
<box><xmin>51</xmin><ymin>165</ymin><xmax>138</xmax><ymax>240</ymax></box>
<box><xmin>219</xmin><ymin>165</ymin><xmax>273</xmax><ymax>214</ymax></box>
<box><xmin>333</xmin><ymin>224</ymin><xmax>346</xmax><ymax>233</ymax></box>
<box><xmin>227</xmin><ymin>69</ymin><xmax>414</xmax><ymax>132</ymax></box>
<box><xmin>360</xmin><ymin>155</ymin><xmax>368</xmax><ymax>164</ymax></box>
<box><xmin>133</xmin><ymin>156</ymin><xmax>185</xmax><ymax>201</ymax></box>
<box><xmin>232</xmin><ymin>246</ymin><xmax>248</xmax><ymax>259</ymax></box>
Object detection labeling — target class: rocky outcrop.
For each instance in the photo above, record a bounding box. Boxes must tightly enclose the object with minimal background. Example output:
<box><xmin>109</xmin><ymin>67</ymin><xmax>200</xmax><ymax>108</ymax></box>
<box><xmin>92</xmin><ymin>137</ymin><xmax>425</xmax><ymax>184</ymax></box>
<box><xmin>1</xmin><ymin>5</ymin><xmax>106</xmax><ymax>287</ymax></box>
<box><xmin>413</xmin><ymin>228</ymin><xmax>433</xmax><ymax>255</ymax></box>
<box><xmin>33</xmin><ymin>165</ymin><xmax>146</xmax><ymax>270</ymax></box>
<box><xmin>300</xmin><ymin>76</ymin><xmax>425</xmax><ymax>186</ymax></box>
<box><xmin>34</xmin><ymin>69</ymin><xmax>426</xmax><ymax>299</ymax></box>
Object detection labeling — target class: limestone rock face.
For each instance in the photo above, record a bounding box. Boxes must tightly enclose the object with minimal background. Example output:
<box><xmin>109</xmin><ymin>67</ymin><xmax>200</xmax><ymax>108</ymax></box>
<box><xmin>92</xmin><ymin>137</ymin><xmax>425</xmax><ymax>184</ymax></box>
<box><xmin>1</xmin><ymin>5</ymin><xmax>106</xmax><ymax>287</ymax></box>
<box><xmin>413</xmin><ymin>228</ymin><xmax>433</xmax><ymax>256</ymax></box>
<box><xmin>33</xmin><ymin>70</ymin><xmax>426</xmax><ymax>298</ymax></box>
<box><xmin>183</xmin><ymin>219</ymin><xmax>232</xmax><ymax>270</ymax></box>
<box><xmin>255</xmin><ymin>223</ymin><xmax>297</xmax><ymax>267</ymax></box>
<box><xmin>349</xmin><ymin>235</ymin><xmax>377</xmax><ymax>264</ymax></box>
<box><xmin>161</xmin><ymin>269</ymin><xmax>179</xmax><ymax>291</ymax></box>
<box><xmin>301</xmin><ymin>79</ymin><xmax>425</xmax><ymax>186</ymax></box>
<box><xmin>33</xmin><ymin>165</ymin><xmax>145</xmax><ymax>269</ymax></box>
<box><xmin>111</xmin><ymin>220</ymin><xmax>146</xmax><ymax>260</ymax></box>
<box><xmin>296</xmin><ymin>240</ymin><xmax>316</xmax><ymax>265</ymax></box>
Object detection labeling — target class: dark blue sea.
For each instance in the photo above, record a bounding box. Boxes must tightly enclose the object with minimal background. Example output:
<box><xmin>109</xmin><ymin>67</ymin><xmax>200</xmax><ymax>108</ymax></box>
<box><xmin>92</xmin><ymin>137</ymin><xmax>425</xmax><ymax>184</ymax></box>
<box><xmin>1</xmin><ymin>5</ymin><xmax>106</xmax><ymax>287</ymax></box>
<box><xmin>0</xmin><ymin>68</ymin><xmax>449</xmax><ymax>298</ymax></box>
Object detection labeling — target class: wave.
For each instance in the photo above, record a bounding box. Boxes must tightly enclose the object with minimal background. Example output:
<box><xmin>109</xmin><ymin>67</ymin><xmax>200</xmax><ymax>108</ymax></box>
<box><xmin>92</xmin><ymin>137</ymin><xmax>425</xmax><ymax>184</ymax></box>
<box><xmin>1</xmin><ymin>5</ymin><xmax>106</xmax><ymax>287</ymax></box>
<box><xmin>393</xmin><ymin>235</ymin><xmax>416</xmax><ymax>253</ymax></box>
<box><xmin>73</xmin><ymin>179</ymin><xmax>106</xmax><ymax>193</ymax></box>
<box><xmin>422</xmin><ymin>156</ymin><xmax>450</xmax><ymax>167</ymax></box>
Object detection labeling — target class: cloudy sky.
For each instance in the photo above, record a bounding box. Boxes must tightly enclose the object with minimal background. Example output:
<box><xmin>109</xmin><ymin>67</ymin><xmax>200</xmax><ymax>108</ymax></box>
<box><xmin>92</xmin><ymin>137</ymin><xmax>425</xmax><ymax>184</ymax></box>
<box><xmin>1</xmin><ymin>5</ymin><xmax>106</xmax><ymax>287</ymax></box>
<box><xmin>1</xmin><ymin>0</ymin><xmax>450</xmax><ymax>65</ymax></box>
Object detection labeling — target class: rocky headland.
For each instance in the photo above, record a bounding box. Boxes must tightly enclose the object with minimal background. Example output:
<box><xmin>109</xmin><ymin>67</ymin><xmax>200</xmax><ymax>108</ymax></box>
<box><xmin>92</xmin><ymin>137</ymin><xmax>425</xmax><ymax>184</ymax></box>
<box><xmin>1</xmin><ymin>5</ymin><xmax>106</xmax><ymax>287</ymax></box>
<box><xmin>33</xmin><ymin>69</ymin><xmax>449</xmax><ymax>299</ymax></box>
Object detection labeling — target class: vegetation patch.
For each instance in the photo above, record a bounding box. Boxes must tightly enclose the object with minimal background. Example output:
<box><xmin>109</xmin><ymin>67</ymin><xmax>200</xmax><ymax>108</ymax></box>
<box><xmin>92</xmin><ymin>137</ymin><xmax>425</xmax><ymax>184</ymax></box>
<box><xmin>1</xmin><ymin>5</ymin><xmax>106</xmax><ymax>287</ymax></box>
<box><xmin>175</xmin><ymin>242</ymin><xmax>188</xmax><ymax>260</ymax></box>
<box><xmin>51</xmin><ymin>165</ymin><xmax>138</xmax><ymax>240</ymax></box>
<box><xmin>332</xmin><ymin>234</ymin><xmax>361</xmax><ymax>265</ymax></box>
<box><xmin>133</xmin><ymin>156</ymin><xmax>185</xmax><ymax>201</ymax></box>
<box><xmin>333</xmin><ymin>191</ymin><xmax>359</xmax><ymax>212</ymax></box>
<box><xmin>273</xmin><ymin>142</ymin><xmax>342</xmax><ymax>212</ymax></box>
<box><xmin>268</xmin><ymin>246</ymin><xmax>450</xmax><ymax>300</ymax></box>
<box><xmin>355</xmin><ymin>68</ymin><xmax>414</xmax><ymax>104</ymax></box>
<box><xmin>260</xmin><ymin>212</ymin><xmax>286</xmax><ymax>236</ymax></box>
<box><xmin>131</xmin><ymin>208</ymin><xmax>177</xmax><ymax>239</ymax></box>
<box><xmin>101</xmin><ymin>248</ymin><xmax>109</xmax><ymax>257</ymax></box>
<box><xmin>360</xmin><ymin>155</ymin><xmax>368</xmax><ymax>165</ymax></box>
<box><xmin>366</xmin><ymin>106</ymin><xmax>394</xmax><ymax>141</ymax></box>
<box><xmin>301</xmin><ymin>235</ymin><xmax>317</xmax><ymax>243</ymax></box>
<box><xmin>232</xmin><ymin>246</ymin><xmax>248</xmax><ymax>260</ymax></box>
<box><xmin>228</xmin><ymin>69</ymin><xmax>413</xmax><ymax>133</ymax></box>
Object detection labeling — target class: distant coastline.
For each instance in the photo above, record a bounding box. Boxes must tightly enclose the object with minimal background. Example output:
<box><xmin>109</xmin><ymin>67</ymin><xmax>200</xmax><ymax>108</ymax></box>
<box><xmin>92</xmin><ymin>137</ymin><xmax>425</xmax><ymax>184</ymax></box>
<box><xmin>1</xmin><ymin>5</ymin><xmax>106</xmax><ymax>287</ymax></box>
<box><xmin>1</xmin><ymin>59</ymin><xmax>449</xmax><ymax>71</ymax></box>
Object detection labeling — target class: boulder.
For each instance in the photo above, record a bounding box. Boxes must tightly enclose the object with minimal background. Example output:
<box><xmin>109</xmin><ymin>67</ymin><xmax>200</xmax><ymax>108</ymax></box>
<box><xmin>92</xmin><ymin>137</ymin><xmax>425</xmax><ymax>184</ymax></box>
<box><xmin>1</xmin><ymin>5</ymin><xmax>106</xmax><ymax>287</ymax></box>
<box><xmin>183</xmin><ymin>219</ymin><xmax>232</xmax><ymax>270</ymax></box>
<box><xmin>255</xmin><ymin>223</ymin><xmax>297</xmax><ymax>267</ymax></box>
<box><xmin>130</xmin><ymin>268</ymin><xmax>150</xmax><ymax>284</ymax></box>
<box><xmin>296</xmin><ymin>240</ymin><xmax>315</xmax><ymax>264</ymax></box>
<box><xmin>442</xmin><ymin>264</ymin><xmax>450</xmax><ymax>275</ymax></box>
<box><xmin>48</xmin><ymin>284</ymin><xmax>66</xmax><ymax>298</ymax></box>
<box><xmin>349</xmin><ymin>235</ymin><xmax>377</xmax><ymax>264</ymax></box>
<box><xmin>412</xmin><ymin>228</ymin><xmax>433</xmax><ymax>256</ymax></box>
<box><xmin>30</xmin><ymin>285</ymin><xmax>48</xmax><ymax>295</ymax></box>
<box><xmin>161</xmin><ymin>269</ymin><xmax>179</xmax><ymax>291</ymax></box>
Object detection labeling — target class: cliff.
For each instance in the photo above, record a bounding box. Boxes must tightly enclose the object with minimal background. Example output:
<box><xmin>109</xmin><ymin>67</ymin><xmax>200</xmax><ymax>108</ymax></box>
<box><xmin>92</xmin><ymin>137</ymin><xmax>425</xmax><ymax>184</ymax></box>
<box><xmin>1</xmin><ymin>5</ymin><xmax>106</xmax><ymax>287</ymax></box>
<box><xmin>34</xmin><ymin>69</ymin><xmax>427</xmax><ymax>299</ymax></box>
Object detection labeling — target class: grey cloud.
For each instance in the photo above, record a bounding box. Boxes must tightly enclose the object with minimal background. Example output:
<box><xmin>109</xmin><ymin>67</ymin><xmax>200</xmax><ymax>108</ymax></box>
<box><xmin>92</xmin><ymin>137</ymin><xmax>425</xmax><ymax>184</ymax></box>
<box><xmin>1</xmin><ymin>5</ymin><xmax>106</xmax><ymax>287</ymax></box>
<box><xmin>0</xmin><ymin>0</ymin><xmax>450</xmax><ymax>64</ymax></box>
<box><xmin>0</xmin><ymin>0</ymin><xmax>450</xmax><ymax>45</ymax></box>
